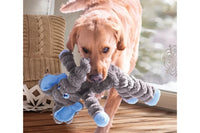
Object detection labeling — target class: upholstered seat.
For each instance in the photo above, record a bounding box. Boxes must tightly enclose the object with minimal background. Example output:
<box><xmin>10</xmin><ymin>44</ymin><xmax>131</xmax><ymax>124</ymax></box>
<box><xmin>23</xmin><ymin>15</ymin><xmax>65</xmax><ymax>111</ymax></box>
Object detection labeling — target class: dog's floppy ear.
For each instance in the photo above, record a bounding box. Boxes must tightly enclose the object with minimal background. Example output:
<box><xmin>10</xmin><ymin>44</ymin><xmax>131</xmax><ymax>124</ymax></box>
<box><xmin>105</xmin><ymin>18</ymin><xmax>126</xmax><ymax>51</ymax></box>
<box><xmin>60</xmin><ymin>0</ymin><xmax>91</xmax><ymax>14</ymax></box>
<box><xmin>116</xmin><ymin>33</ymin><xmax>126</xmax><ymax>50</ymax></box>
<box><xmin>66</xmin><ymin>27</ymin><xmax>78</xmax><ymax>51</ymax></box>
<box><xmin>107</xmin><ymin>21</ymin><xmax>126</xmax><ymax>51</ymax></box>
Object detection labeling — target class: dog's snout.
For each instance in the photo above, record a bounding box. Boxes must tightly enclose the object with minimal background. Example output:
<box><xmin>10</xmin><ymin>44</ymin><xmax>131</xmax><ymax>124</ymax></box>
<box><xmin>89</xmin><ymin>74</ymin><xmax>103</xmax><ymax>83</ymax></box>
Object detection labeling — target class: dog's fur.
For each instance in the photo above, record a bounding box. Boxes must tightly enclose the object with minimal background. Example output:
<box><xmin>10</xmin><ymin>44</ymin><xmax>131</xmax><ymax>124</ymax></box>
<box><xmin>60</xmin><ymin>0</ymin><xmax>142</xmax><ymax>132</ymax></box>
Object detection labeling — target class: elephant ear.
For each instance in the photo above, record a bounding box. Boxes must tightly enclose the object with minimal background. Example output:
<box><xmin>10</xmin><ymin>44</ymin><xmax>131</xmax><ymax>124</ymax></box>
<box><xmin>60</xmin><ymin>0</ymin><xmax>91</xmax><ymax>14</ymax></box>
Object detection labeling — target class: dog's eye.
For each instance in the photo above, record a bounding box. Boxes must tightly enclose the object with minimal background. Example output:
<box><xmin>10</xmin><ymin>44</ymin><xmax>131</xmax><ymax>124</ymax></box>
<box><xmin>103</xmin><ymin>47</ymin><xmax>109</xmax><ymax>53</ymax></box>
<box><xmin>82</xmin><ymin>48</ymin><xmax>89</xmax><ymax>54</ymax></box>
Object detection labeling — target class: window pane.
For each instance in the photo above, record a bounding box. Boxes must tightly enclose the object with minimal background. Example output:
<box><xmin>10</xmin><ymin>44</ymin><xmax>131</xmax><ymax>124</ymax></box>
<box><xmin>131</xmin><ymin>0</ymin><xmax>177</xmax><ymax>93</ymax></box>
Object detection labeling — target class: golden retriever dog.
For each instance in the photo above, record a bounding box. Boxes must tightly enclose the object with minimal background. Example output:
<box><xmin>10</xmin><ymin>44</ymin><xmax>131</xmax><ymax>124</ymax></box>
<box><xmin>60</xmin><ymin>0</ymin><xmax>142</xmax><ymax>132</ymax></box>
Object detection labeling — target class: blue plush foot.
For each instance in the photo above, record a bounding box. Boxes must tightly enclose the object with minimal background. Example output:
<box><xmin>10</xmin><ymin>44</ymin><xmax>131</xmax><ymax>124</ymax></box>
<box><xmin>59</xmin><ymin>50</ymin><xmax>69</xmax><ymax>59</ymax></box>
<box><xmin>40</xmin><ymin>73</ymin><xmax>67</xmax><ymax>91</ymax></box>
<box><xmin>94</xmin><ymin>112</ymin><xmax>110</xmax><ymax>127</ymax></box>
<box><xmin>54</xmin><ymin>102</ymin><xmax>83</xmax><ymax>123</ymax></box>
<box><xmin>145</xmin><ymin>89</ymin><xmax>161</xmax><ymax>106</ymax></box>
<box><xmin>71</xmin><ymin>102</ymin><xmax>83</xmax><ymax>111</ymax></box>
<box><xmin>123</xmin><ymin>97</ymin><xmax>138</xmax><ymax>104</ymax></box>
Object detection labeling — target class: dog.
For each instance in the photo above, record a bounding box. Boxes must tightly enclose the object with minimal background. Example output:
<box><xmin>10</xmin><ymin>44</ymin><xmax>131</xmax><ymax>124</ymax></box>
<box><xmin>60</xmin><ymin>0</ymin><xmax>142</xmax><ymax>132</ymax></box>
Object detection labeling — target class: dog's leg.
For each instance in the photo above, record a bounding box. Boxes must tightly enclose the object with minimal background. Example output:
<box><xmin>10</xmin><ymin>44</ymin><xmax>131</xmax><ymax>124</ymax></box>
<box><xmin>95</xmin><ymin>87</ymin><xmax>122</xmax><ymax>133</ymax></box>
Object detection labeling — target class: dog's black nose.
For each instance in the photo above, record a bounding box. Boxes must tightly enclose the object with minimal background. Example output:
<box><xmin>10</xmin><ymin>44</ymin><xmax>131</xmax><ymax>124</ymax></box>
<box><xmin>89</xmin><ymin>74</ymin><xmax>103</xmax><ymax>83</ymax></box>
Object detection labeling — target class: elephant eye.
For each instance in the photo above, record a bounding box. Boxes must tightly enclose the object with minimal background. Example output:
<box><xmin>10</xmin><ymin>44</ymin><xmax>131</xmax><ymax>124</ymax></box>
<box><xmin>102</xmin><ymin>47</ymin><xmax>109</xmax><ymax>53</ymax></box>
<box><xmin>63</xmin><ymin>93</ymin><xmax>69</xmax><ymax>99</ymax></box>
<box><xmin>82</xmin><ymin>47</ymin><xmax>89</xmax><ymax>54</ymax></box>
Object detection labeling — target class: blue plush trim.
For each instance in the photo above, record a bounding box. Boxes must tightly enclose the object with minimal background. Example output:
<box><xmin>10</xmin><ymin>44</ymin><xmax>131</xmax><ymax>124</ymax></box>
<box><xmin>71</xmin><ymin>102</ymin><xmax>83</xmax><ymax>111</ymax></box>
<box><xmin>94</xmin><ymin>112</ymin><xmax>110</xmax><ymax>127</ymax></box>
<box><xmin>145</xmin><ymin>89</ymin><xmax>161</xmax><ymax>106</ymax></box>
<box><xmin>54</xmin><ymin>102</ymin><xmax>83</xmax><ymax>122</ymax></box>
<box><xmin>54</xmin><ymin>106</ymin><xmax>74</xmax><ymax>122</ymax></box>
<box><xmin>59</xmin><ymin>50</ymin><xmax>69</xmax><ymax>59</ymax></box>
<box><xmin>57</xmin><ymin>73</ymin><xmax>67</xmax><ymax>82</ymax></box>
<box><xmin>126</xmin><ymin>97</ymin><xmax>138</xmax><ymax>104</ymax></box>
<box><xmin>40</xmin><ymin>73</ymin><xmax>67</xmax><ymax>91</ymax></box>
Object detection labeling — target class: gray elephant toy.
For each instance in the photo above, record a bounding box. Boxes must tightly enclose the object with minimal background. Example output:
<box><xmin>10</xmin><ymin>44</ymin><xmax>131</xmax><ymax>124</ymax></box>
<box><xmin>40</xmin><ymin>50</ymin><xmax>109</xmax><ymax>127</ymax></box>
<box><xmin>40</xmin><ymin>50</ymin><xmax>161</xmax><ymax>127</ymax></box>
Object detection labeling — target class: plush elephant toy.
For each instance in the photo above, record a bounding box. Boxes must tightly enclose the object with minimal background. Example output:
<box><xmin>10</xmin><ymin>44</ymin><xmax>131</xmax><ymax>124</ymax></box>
<box><xmin>40</xmin><ymin>50</ymin><xmax>161</xmax><ymax>127</ymax></box>
<box><xmin>40</xmin><ymin>50</ymin><xmax>109</xmax><ymax>127</ymax></box>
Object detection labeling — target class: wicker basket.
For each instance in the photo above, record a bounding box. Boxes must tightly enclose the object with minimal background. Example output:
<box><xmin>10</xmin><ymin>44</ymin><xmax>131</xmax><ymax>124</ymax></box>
<box><xmin>23</xmin><ymin>15</ymin><xmax>66</xmax><ymax>111</ymax></box>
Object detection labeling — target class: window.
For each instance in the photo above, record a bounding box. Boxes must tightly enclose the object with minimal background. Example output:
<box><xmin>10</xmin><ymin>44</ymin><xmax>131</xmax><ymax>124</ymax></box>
<box><xmin>131</xmin><ymin>0</ymin><xmax>177</xmax><ymax>111</ymax></box>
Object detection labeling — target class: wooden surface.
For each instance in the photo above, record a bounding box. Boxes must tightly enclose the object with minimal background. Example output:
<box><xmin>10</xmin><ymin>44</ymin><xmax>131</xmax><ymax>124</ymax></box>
<box><xmin>24</xmin><ymin>99</ymin><xmax>177</xmax><ymax>133</ymax></box>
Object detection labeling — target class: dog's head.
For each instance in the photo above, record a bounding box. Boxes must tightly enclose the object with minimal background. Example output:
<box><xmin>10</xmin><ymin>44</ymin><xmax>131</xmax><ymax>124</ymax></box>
<box><xmin>60</xmin><ymin>0</ymin><xmax>126</xmax><ymax>83</ymax></box>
